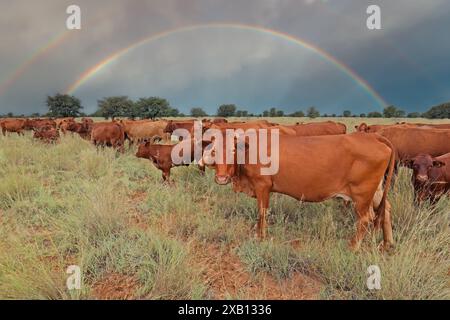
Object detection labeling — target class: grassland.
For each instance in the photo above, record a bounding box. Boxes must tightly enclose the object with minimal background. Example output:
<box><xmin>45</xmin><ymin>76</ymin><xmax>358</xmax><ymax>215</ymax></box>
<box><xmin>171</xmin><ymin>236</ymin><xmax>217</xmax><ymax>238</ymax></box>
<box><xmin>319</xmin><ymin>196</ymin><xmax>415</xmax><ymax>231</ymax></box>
<box><xmin>0</xmin><ymin>117</ymin><xmax>448</xmax><ymax>299</ymax></box>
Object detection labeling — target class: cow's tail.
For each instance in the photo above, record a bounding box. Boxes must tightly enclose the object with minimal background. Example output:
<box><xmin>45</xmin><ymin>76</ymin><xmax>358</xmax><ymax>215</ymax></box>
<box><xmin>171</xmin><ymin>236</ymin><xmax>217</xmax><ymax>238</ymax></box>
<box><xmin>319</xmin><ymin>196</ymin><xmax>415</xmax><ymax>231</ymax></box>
<box><xmin>375</xmin><ymin>136</ymin><xmax>396</xmax><ymax>224</ymax></box>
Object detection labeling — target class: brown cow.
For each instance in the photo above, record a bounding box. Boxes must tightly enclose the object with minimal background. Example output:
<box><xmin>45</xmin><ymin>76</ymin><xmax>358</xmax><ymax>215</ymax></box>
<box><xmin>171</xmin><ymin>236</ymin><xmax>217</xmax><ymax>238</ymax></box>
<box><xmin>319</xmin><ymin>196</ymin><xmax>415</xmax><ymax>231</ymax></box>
<box><xmin>405</xmin><ymin>153</ymin><xmax>450</xmax><ymax>205</ymax></box>
<box><xmin>377</xmin><ymin>127</ymin><xmax>450</xmax><ymax>162</ymax></box>
<box><xmin>66</xmin><ymin>120</ymin><xmax>92</xmax><ymax>139</ymax></box>
<box><xmin>355</xmin><ymin>122</ymin><xmax>398</xmax><ymax>133</ymax></box>
<box><xmin>136</xmin><ymin>138</ymin><xmax>205</xmax><ymax>181</ymax></box>
<box><xmin>1</xmin><ymin>119</ymin><xmax>27</xmax><ymax>136</ymax></box>
<box><xmin>210</xmin><ymin>118</ymin><xmax>228</xmax><ymax>124</ymax></box>
<box><xmin>33</xmin><ymin>126</ymin><xmax>60</xmax><ymax>143</ymax></box>
<box><xmin>396</xmin><ymin>122</ymin><xmax>450</xmax><ymax>129</ymax></box>
<box><xmin>286</xmin><ymin>121</ymin><xmax>346</xmax><ymax>136</ymax></box>
<box><xmin>90</xmin><ymin>122</ymin><xmax>125</xmax><ymax>152</ymax></box>
<box><xmin>120</xmin><ymin>120</ymin><xmax>170</xmax><ymax>146</ymax></box>
<box><xmin>207</xmin><ymin>119</ymin><xmax>275</xmax><ymax>131</ymax></box>
<box><xmin>202</xmin><ymin>132</ymin><xmax>395</xmax><ymax>251</ymax></box>
<box><xmin>24</xmin><ymin>118</ymin><xmax>56</xmax><ymax>130</ymax></box>
<box><xmin>164</xmin><ymin>120</ymin><xmax>196</xmax><ymax>139</ymax></box>
<box><xmin>55</xmin><ymin>117</ymin><xmax>74</xmax><ymax>129</ymax></box>
<box><xmin>59</xmin><ymin>118</ymin><xmax>76</xmax><ymax>135</ymax></box>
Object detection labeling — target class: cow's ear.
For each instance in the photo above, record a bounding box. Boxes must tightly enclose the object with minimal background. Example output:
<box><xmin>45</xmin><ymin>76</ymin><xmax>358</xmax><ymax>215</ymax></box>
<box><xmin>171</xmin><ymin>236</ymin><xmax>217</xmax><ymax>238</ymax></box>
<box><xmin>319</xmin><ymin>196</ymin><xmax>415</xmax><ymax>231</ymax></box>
<box><xmin>433</xmin><ymin>160</ymin><xmax>445</xmax><ymax>168</ymax></box>
<box><xmin>403</xmin><ymin>159</ymin><xmax>414</xmax><ymax>168</ymax></box>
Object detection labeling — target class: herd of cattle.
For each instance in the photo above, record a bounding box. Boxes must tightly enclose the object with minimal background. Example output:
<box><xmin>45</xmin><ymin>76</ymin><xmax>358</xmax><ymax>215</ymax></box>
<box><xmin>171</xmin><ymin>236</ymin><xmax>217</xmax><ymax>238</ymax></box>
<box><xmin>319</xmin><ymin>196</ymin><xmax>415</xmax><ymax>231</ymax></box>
<box><xmin>1</xmin><ymin>116</ymin><xmax>449</xmax><ymax>251</ymax></box>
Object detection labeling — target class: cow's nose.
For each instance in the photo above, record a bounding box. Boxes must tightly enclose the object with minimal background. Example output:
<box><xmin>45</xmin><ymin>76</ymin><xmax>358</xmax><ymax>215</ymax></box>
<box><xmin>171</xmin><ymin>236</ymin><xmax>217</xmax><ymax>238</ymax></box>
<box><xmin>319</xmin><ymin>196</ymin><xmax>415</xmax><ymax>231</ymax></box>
<box><xmin>215</xmin><ymin>175</ymin><xmax>230</xmax><ymax>185</ymax></box>
<box><xmin>416</xmin><ymin>174</ymin><xmax>428</xmax><ymax>182</ymax></box>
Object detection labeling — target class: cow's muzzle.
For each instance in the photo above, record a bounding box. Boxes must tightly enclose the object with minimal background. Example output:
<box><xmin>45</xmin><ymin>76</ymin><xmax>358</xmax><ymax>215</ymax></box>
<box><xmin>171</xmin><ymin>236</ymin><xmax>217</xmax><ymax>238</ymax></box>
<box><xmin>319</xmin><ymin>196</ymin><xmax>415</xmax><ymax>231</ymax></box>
<box><xmin>416</xmin><ymin>174</ymin><xmax>429</xmax><ymax>182</ymax></box>
<box><xmin>215</xmin><ymin>175</ymin><xmax>231</xmax><ymax>185</ymax></box>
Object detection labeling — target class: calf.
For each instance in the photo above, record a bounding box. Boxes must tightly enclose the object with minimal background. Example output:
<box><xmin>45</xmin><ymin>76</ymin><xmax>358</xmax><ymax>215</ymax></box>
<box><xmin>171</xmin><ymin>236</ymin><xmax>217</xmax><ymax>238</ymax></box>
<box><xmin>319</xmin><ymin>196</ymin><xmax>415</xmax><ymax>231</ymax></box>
<box><xmin>33</xmin><ymin>126</ymin><xmax>60</xmax><ymax>143</ymax></box>
<box><xmin>405</xmin><ymin>153</ymin><xmax>450</xmax><ymax>205</ymax></box>
<box><xmin>135</xmin><ymin>139</ymin><xmax>205</xmax><ymax>181</ymax></box>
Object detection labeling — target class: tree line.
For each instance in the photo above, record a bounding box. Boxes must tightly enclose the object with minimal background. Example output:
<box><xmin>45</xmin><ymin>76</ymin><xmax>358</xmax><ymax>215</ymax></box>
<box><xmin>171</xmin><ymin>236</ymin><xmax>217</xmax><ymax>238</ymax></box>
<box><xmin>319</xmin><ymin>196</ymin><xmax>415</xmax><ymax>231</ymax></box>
<box><xmin>2</xmin><ymin>93</ymin><xmax>450</xmax><ymax>119</ymax></box>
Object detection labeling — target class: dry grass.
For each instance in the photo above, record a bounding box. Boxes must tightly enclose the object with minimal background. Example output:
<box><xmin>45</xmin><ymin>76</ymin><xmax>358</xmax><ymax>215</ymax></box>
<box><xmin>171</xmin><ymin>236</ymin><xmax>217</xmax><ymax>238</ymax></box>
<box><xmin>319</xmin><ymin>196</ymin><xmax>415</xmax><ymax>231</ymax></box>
<box><xmin>0</xmin><ymin>117</ymin><xmax>448</xmax><ymax>299</ymax></box>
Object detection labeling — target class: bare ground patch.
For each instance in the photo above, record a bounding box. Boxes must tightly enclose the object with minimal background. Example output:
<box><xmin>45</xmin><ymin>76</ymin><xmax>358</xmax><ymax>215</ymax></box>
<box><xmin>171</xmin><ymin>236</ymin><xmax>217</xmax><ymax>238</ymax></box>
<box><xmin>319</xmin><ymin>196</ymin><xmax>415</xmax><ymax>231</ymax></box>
<box><xmin>92</xmin><ymin>273</ymin><xmax>139</xmax><ymax>300</ymax></box>
<box><xmin>193</xmin><ymin>243</ymin><xmax>322</xmax><ymax>299</ymax></box>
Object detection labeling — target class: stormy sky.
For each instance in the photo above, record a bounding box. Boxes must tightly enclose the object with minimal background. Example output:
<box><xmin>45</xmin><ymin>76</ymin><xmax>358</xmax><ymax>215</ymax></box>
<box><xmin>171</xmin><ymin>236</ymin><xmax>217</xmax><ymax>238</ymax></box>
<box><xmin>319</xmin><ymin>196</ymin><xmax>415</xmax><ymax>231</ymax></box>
<box><xmin>1</xmin><ymin>0</ymin><xmax>449</xmax><ymax>115</ymax></box>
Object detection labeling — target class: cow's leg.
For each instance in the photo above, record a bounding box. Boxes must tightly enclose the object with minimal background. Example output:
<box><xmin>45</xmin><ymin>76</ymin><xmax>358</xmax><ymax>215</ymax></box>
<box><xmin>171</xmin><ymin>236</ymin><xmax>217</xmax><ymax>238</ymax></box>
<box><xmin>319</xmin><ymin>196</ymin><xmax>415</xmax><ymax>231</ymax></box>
<box><xmin>254</xmin><ymin>187</ymin><xmax>270</xmax><ymax>239</ymax></box>
<box><xmin>350</xmin><ymin>199</ymin><xmax>372</xmax><ymax>251</ymax></box>
<box><xmin>198</xmin><ymin>164</ymin><xmax>205</xmax><ymax>175</ymax></box>
<box><xmin>162</xmin><ymin>169</ymin><xmax>171</xmax><ymax>183</ymax></box>
<box><xmin>372</xmin><ymin>183</ymin><xmax>394</xmax><ymax>250</ymax></box>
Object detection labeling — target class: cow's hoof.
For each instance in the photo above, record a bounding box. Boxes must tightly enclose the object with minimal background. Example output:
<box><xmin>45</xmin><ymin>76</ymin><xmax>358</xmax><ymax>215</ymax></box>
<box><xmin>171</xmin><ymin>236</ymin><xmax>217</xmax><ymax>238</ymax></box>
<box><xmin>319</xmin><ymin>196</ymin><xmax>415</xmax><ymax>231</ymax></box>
<box><xmin>348</xmin><ymin>240</ymin><xmax>360</xmax><ymax>252</ymax></box>
<box><xmin>378</xmin><ymin>241</ymin><xmax>395</xmax><ymax>253</ymax></box>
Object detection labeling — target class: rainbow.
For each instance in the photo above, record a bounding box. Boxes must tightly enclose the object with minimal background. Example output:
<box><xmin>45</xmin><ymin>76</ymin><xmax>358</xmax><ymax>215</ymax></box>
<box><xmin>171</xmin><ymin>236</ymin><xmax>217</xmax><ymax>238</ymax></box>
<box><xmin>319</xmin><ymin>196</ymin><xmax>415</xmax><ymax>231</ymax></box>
<box><xmin>65</xmin><ymin>23</ymin><xmax>387</xmax><ymax>107</ymax></box>
<box><xmin>0</xmin><ymin>31</ymin><xmax>73</xmax><ymax>96</ymax></box>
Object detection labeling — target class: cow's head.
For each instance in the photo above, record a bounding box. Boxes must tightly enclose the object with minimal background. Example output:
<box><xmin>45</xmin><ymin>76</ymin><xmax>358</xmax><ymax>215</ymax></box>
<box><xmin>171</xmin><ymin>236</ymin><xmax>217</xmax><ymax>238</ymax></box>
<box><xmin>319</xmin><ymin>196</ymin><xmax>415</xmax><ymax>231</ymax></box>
<box><xmin>163</xmin><ymin>120</ymin><xmax>175</xmax><ymax>133</ymax></box>
<box><xmin>201</xmin><ymin>132</ymin><xmax>247</xmax><ymax>185</ymax></box>
<box><xmin>136</xmin><ymin>140</ymin><xmax>152</xmax><ymax>159</ymax></box>
<box><xmin>405</xmin><ymin>154</ymin><xmax>445</xmax><ymax>183</ymax></box>
<box><xmin>355</xmin><ymin>123</ymin><xmax>368</xmax><ymax>132</ymax></box>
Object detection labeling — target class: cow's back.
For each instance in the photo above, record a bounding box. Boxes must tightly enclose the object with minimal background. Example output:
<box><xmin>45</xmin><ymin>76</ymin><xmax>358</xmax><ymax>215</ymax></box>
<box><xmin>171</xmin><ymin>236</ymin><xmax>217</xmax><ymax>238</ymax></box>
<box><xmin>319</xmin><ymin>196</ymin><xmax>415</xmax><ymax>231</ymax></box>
<box><xmin>245</xmin><ymin>133</ymin><xmax>392</xmax><ymax>202</ymax></box>
<box><xmin>379</xmin><ymin>127</ymin><xmax>450</xmax><ymax>159</ymax></box>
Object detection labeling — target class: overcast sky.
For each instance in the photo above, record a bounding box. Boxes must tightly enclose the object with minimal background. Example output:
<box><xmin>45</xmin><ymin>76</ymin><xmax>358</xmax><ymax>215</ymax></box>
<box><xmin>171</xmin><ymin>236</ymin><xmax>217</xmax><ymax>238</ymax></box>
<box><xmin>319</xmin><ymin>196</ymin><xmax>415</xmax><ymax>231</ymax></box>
<box><xmin>1</xmin><ymin>0</ymin><xmax>449</xmax><ymax>115</ymax></box>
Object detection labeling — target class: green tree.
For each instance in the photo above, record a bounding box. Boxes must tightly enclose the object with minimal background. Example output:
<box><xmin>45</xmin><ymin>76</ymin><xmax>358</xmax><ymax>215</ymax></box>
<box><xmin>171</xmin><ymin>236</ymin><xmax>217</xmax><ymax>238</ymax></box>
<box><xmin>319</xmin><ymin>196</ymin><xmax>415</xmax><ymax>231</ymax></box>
<box><xmin>343</xmin><ymin>110</ymin><xmax>352</xmax><ymax>117</ymax></box>
<box><xmin>190</xmin><ymin>107</ymin><xmax>207</xmax><ymax>117</ymax></box>
<box><xmin>368</xmin><ymin>111</ymin><xmax>383</xmax><ymax>118</ymax></box>
<box><xmin>46</xmin><ymin>93</ymin><xmax>83</xmax><ymax>117</ymax></box>
<box><xmin>135</xmin><ymin>97</ymin><xmax>178</xmax><ymax>119</ymax></box>
<box><xmin>383</xmin><ymin>105</ymin><xmax>405</xmax><ymax>118</ymax></box>
<box><xmin>269</xmin><ymin>107</ymin><xmax>277</xmax><ymax>117</ymax></box>
<box><xmin>359</xmin><ymin>113</ymin><xmax>366</xmax><ymax>117</ymax></box>
<box><xmin>217</xmin><ymin>104</ymin><xmax>236</xmax><ymax>117</ymax></box>
<box><xmin>276</xmin><ymin>110</ymin><xmax>284</xmax><ymax>117</ymax></box>
<box><xmin>236</xmin><ymin>109</ymin><xmax>250</xmax><ymax>117</ymax></box>
<box><xmin>306</xmin><ymin>106</ymin><xmax>320</xmax><ymax>118</ymax></box>
<box><xmin>407</xmin><ymin>112</ymin><xmax>421</xmax><ymax>118</ymax></box>
<box><xmin>289</xmin><ymin>110</ymin><xmax>305</xmax><ymax>117</ymax></box>
<box><xmin>422</xmin><ymin>102</ymin><xmax>450</xmax><ymax>119</ymax></box>
<box><xmin>97</xmin><ymin>96</ymin><xmax>134</xmax><ymax>119</ymax></box>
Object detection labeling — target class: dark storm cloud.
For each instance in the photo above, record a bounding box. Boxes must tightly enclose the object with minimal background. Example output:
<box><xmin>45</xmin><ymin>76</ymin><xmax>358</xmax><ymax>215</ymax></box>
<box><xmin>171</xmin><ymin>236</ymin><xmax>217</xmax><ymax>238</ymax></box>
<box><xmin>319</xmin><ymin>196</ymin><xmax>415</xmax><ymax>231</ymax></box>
<box><xmin>0</xmin><ymin>0</ymin><xmax>449</xmax><ymax>115</ymax></box>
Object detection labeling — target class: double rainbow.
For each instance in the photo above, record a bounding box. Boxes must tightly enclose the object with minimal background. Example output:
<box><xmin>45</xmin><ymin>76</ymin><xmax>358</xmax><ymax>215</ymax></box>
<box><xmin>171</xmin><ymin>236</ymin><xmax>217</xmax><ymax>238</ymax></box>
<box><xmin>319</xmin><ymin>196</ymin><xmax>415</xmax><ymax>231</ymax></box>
<box><xmin>0</xmin><ymin>23</ymin><xmax>387</xmax><ymax>107</ymax></box>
